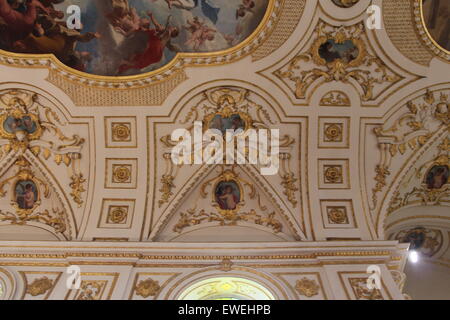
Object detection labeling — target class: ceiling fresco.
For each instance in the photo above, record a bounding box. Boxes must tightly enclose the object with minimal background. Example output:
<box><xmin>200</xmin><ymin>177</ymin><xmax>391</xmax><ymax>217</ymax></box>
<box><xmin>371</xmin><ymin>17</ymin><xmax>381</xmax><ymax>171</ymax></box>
<box><xmin>421</xmin><ymin>0</ymin><xmax>450</xmax><ymax>52</ymax></box>
<box><xmin>0</xmin><ymin>0</ymin><xmax>269</xmax><ymax>76</ymax></box>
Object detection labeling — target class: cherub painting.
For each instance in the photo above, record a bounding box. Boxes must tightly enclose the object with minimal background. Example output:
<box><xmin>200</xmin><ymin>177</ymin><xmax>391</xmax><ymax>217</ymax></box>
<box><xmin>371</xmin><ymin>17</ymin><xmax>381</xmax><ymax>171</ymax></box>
<box><xmin>209</xmin><ymin>114</ymin><xmax>246</xmax><ymax>136</ymax></box>
<box><xmin>3</xmin><ymin>115</ymin><xmax>37</xmax><ymax>134</ymax></box>
<box><xmin>215</xmin><ymin>181</ymin><xmax>241</xmax><ymax>211</ymax></box>
<box><xmin>0</xmin><ymin>0</ymin><xmax>269</xmax><ymax>76</ymax></box>
<box><xmin>426</xmin><ymin>165</ymin><xmax>449</xmax><ymax>190</ymax></box>
<box><xmin>318</xmin><ymin>39</ymin><xmax>360</xmax><ymax>64</ymax></box>
<box><xmin>15</xmin><ymin>180</ymin><xmax>38</xmax><ymax>210</ymax></box>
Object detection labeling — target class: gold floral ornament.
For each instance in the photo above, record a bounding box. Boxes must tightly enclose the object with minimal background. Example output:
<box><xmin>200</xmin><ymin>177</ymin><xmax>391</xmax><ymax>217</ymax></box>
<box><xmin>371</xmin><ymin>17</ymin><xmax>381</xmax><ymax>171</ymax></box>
<box><xmin>324</xmin><ymin>124</ymin><xmax>343</xmax><ymax>142</ymax></box>
<box><xmin>111</xmin><ymin>123</ymin><xmax>131</xmax><ymax>142</ymax></box>
<box><xmin>70</xmin><ymin>174</ymin><xmax>86</xmax><ymax>208</ymax></box>
<box><xmin>324</xmin><ymin>166</ymin><xmax>343</xmax><ymax>184</ymax></box>
<box><xmin>275</xmin><ymin>22</ymin><xmax>401</xmax><ymax>102</ymax></box>
<box><xmin>108</xmin><ymin>206</ymin><xmax>128</xmax><ymax>224</ymax></box>
<box><xmin>327</xmin><ymin>207</ymin><xmax>348</xmax><ymax>224</ymax></box>
<box><xmin>26</xmin><ymin>277</ymin><xmax>54</xmax><ymax>297</ymax></box>
<box><xmin>135</xmin><ymin>279</ymin><xmax>161</xmax><ymax>299</ymax></box>
<box><xmin>0</xmin><ymin>90</ymin><xmax>86</xmax><ymax>207</ymax></box>
<box><xmin>295</xmin><ymin>278</ymin><xmax>320</xmax><ymax>297</ymax></box>
<box><xmin>112</xmin><ymin>165</ymin><xmax>132</xmax><ymax>183</ymax></box>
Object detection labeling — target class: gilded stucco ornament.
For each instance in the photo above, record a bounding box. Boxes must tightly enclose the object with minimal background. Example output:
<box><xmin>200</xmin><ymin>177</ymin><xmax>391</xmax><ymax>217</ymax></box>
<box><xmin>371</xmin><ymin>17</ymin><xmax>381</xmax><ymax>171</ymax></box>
<box><xmin>275</xmin><ymin>22</ymin><xmax>401</xmax><ymax>102</ymax></box>
<box><xmin>26</xmin><ymin>277</ymin><xmax>54</xmax><ymax>297</ymax></box>
<box><xmin>159</xmin><ymin>87</ymin><xmax>299</xmax><ymax>209</ymax></box>
<box><xmin>372</xmin><ymin>90</ymin><xmax>450</xmax><ymax>210</ymax></box>
<box><xmin>295</xmin><ymin>278</ymin><xmax>320</xmax><ymax>297</ymax></box>
<box><xmin>349</xmin><ymin>278</ymin><xmax>383</xmax><ymax>300</ymax></box>
<box><xmin>320</xmin><ymin>91</ymin><xmax>351</xmax><ymax>106</ymax></box>
<box><xmin>77</xmin><ymin>281</ymin><xmax>106</xmax><ymax>300</ymax></box>
<box><xmin>173</xmin><ymin>167</ymin><xmax>282</xmax><ymax>233</ymax></box>
<box><xmin>135</xmin><ymin>278</ymin><xmax>161</xmax><ymax>299</ymax></box>
<box><xmin>0</xmin><ymin>90</ymin><xmax>86</xmax><ymax>208</ymax></box>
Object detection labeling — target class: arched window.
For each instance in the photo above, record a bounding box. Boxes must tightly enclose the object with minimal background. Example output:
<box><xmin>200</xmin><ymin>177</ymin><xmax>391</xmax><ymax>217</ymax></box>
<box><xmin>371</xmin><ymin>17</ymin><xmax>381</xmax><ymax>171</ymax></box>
<box><xmin>178</xmin><ymin>277</ymin><xmax>275</xmax><ymax>300</ymax></box>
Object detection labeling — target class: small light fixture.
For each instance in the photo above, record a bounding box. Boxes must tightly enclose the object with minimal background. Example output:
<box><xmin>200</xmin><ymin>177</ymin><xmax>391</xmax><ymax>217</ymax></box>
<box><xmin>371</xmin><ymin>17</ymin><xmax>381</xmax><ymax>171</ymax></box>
<box><xmin>409</xmin><ymin>250</ymin><xmax>419</xmax><ymax>263</ymax></box>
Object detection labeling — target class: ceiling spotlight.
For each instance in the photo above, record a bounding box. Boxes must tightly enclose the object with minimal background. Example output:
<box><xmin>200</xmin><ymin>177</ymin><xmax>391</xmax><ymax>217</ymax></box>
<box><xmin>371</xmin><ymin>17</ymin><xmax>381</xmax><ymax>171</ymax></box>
<box><xmin>409</xmin><ymin>250</ymin><xmax>419</xmax><ymax>263</ymax></box>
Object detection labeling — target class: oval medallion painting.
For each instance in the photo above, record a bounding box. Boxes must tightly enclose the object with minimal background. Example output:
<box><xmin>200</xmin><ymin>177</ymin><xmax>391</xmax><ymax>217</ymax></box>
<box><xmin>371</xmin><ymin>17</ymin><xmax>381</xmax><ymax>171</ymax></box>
<box><xmin>421</xmin><ymin>0</ymin><xmax>450</xmax><ymax>52</ymax></box>
<box><xmin>15</xmin><ymin>180</ymin><xmax>38</xmax><ymax>210</ymax></box>
<box><xmin>215</xmin><ymin>180</ymin><xmax>241</xmax><ymax>211</ymax></box>
<box><xmin>0</xmin><ymin>0</ymin><xmax>269</xmax><ymax>76</ymax></box>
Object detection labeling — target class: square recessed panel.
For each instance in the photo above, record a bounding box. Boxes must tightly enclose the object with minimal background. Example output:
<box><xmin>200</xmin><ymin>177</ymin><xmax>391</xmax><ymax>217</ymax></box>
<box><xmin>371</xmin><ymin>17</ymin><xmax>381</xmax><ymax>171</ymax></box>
<box><xmin>105</xmin><ymin>117</ymin><xmax>137</xmax><ymax>148</ymax></box>
<box><xmin>338</xmin><ymin>272</ymin><xmax>392</xmax><ymax>300</ymax></box>
<box><xmin>318</xmin><ymin>159</ymin><xmax>350</xmax><ymax>189</ymax></box>
<box><xmin>320</xmin><ymin>200</ymin><xmax>356</xmax><ymax>229</ymax></box>
<box><xmin>105</xmin><ymin>158</ymin><xmax>138</xmax><ymax>189</ymax></box>
<box><xmin>318</xmin><ymin>117</ymin><xmax>350</xmax><ymax>149</ymax></box>
<box><xmin>98</xmin><ymin>199</ymin><xmax>135</xmax><ymax>229</ymax></box>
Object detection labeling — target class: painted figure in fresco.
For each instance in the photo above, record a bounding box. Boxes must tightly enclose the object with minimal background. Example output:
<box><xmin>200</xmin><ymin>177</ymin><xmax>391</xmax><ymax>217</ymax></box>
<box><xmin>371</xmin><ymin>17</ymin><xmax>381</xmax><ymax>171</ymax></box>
<box><xmin>4</xmin><ymin>116</ymin><xmax>37</xmax><ymax>134</ymax></box>
<box><xmin>236</xmin><ymin>0</ymin><xmax>255</xmax><ymax>19</ymax></box>
<box><xmin>318</xmin><ymin>39</ymin><xmax>359</xmax><ymax>64</ymax></box>
<box><xmin>423</xmin><ymin>0</ymin><xmax>450</xmax><ymax>51</ymax></box>
<box><xmin>184</xmin><ymin>16</ymin><xmax>216</xmax><ymax>51</ymax></box>
<box><xmin>0</xmin><ymin>0</ymin><xmax>50</xmax><ymax>46</ymax></box>
<box><xmin>193</xmin><ymin>0</ymin><xmax>220</xmax><ymax>24</ymax></box>
<box><xmin>15</xmin><ymin>181</ymin><xmax>37</xmax><ymax>210</ymax></box>
<box><xmin>426</xmin><ymin>165</ymin><xmax>449</xmax><ymax>190</ymax></box>
<box><xmin>1</xmin><ymin>0</ymin><xmax>269</xmax><ymax>76</ymax></box>
<box><xmin>0</xmin><ymin>0</ymin><xmax>98</xmax><ymax>71</ymax></box>
<box><xmin>118</xmin><ymin>12</ymin><xmax>180</xmax><ymax>74</ymax></box>
<box><xmin>216</xmin><ymin>182</ymin><xmax>240</xmax><ymax>211</ymax></box>
<box><xmin>209</xmin><ymin>114</ymin><xmax>245</xmax><ymax>136</ymax></box>
<box><xmin>107</xmin><ymin>0</ymin><xmax>141</xmax><ymax>37</ymax></box>
<box><xmin>15</xmin><ymin>17</ymin><xmax>99</xmax><ymax>71</ymax></box>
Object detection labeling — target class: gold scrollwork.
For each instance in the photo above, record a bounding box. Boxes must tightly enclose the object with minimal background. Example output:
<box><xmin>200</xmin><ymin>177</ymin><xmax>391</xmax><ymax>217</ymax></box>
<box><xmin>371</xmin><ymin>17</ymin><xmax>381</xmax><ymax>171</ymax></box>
<box><xmin>70</xmin><ymin>174</ymin><xmax>86</xmax><ymax>208</ymax></box>
<box><xmin>275</xmin><ymin>22</ymin><xmax>401</xmax><ymax>101</ymax></box>
<box><xmin>173</xmin><ymin>209</ymin><xmax>282</xmax><ymax>234</ymax></box>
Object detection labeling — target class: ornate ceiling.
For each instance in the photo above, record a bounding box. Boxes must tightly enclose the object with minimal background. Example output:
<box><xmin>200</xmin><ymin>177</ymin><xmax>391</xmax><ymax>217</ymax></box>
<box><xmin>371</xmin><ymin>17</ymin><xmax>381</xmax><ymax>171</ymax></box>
<box><xmin>0</xmin><ymin>0</ymin><xmax>449</xmax><ymax>300</ymax></box>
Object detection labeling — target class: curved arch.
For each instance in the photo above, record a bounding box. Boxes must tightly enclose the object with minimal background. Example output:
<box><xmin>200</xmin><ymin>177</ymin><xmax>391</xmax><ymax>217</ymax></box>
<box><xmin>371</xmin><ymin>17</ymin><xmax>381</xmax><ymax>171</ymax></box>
<box><xmin>0</xmin><ymin>267</ymin><xmax>16</xmax><ymax>300</ymax></box>
<box><xmin>377</xmin><ymin>127</ymin><xmax>448</xmax><ymax>238</ymax></box>
<box><xmin>162</xmin><ymin>266</ymin><xmax>291</xmax><ymax>300</ymax></box>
